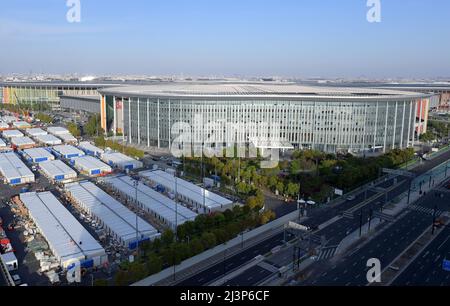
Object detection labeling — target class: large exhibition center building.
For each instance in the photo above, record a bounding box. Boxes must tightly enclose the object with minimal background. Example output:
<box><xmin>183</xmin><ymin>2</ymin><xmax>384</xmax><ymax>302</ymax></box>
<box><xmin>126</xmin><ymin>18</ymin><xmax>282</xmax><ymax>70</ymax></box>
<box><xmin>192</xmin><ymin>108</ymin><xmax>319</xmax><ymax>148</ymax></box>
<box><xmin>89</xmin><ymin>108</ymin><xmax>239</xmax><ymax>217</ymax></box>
<box><xmin>97</xmin><ymin>83</ymin><xmax>433</xmax><ymax>154</ymax></box>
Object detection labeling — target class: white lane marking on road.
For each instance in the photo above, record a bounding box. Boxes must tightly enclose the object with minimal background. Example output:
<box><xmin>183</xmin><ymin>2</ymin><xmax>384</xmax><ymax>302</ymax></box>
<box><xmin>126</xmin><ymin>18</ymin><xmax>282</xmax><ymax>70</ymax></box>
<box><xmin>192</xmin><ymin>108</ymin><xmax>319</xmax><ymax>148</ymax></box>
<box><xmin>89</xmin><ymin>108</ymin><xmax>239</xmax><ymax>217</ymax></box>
<box><xmin>438</xmin><ymin>236</ymin><xmax>450</xmax><ymax>250</ymax></box>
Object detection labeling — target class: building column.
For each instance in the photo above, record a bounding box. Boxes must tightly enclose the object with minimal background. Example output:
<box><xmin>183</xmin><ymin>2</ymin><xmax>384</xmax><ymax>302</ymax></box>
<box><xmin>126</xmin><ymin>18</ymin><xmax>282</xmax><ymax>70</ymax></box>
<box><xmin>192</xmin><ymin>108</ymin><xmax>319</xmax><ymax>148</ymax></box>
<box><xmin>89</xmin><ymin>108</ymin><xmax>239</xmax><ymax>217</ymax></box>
<box><xmin>157</xmin><ymin>98</ymin><xmax>161</xmax><ymax>148</ymax></box>
<box><xmin>383</xmin><ymin>102</ymin><xmax>389</xmax><ymax>153</ymax></box>
<box><xmin>137</xmin><ymin>97</ymin><xmax>141</xmax><ymax>145</ymax></box>
<box><xmin>128</xmin><ymin>98</ymin><xmax>132</xmax><ymax>143</ymax></box>
<box><xmin>147</xmin><ymin>99</ymin><xmax>150</xmax><ymax>147</ymax></box>
<box><xmin>113</xmin><ymin>96</ymin><xmax>117</xmax><ymax>136</ymax></box>
<box><xmin>392</xmin><ymin>101</ymin><xmax>398</xmax><ymax>150</ymax></box>
<box><xmin>400</xmin><ymin>101</ymin><xmax>406</xmax><ymax>149</ymax></box>
<box><xmin>373</xmin><ymin>101</ymin><xmax>379</xmax><ymax>150</ymax></box>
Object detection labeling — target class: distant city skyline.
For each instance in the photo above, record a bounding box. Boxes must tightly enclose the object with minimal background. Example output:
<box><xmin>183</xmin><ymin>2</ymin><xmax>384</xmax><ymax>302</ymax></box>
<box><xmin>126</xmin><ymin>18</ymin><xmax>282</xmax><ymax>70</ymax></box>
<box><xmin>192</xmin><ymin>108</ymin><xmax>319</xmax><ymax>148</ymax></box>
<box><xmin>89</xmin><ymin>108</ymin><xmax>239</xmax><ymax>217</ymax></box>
<box><xmin>1</xmin><ymin>0</ymin><xmax>450</xmax><ymax>78</ymax></box>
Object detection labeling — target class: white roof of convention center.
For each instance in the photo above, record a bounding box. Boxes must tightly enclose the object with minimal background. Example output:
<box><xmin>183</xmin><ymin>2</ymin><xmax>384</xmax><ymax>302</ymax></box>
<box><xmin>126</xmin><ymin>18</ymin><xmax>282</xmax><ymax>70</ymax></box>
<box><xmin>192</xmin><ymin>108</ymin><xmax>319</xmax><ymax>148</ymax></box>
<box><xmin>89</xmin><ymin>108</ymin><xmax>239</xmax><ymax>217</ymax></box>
<box><xmin>103</xmin><ymin>175</ymin><xmax>197</xmax><ymax>226</ymax></box>
<box><xmin>99</xmin><ymin>82</ymin><xmax>428</xmax><ymax>100</ymax></box>
<box><xmin>0</xmin><ymin>152</ymin><xmax>34</xmax><ymax>180</ymax></box>
<box><xmin>65</xmin><ymin>181</ymin><xmax>159</xmax><ymax>243</ymax></box>
<box><xmin>20</xmin><ymin>192</ymin><xmax>105</xmax><ymax>266</ymax></box>
<box><xmin>40</xmin><ymin>160</ymin><xmax>77</xmax><ymax>178</ymax></box>
<box><xmin>35</xmin><ymin>134</ymin><xmax>62</xmax><ymax>145</ymax></box>
<box><xmin>139</xmin><ymin>170</ymin><xmax>233</xmax><ymax>210</ymax></box>
<box><xmin>27</xmin><ymin>128</ymin><xmax>48</xmax><ymax>137</ymax></box>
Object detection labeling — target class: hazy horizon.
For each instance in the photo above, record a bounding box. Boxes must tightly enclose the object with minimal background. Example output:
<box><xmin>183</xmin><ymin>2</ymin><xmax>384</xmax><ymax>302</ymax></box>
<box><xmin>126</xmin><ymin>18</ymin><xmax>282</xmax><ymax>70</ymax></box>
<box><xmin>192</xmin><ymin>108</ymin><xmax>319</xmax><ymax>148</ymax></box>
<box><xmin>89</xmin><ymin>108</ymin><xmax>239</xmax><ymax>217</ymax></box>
<box><xmin>1</xmin><ymin>0</ymin><xmax>450</xmax><ymax>79</ymax></box>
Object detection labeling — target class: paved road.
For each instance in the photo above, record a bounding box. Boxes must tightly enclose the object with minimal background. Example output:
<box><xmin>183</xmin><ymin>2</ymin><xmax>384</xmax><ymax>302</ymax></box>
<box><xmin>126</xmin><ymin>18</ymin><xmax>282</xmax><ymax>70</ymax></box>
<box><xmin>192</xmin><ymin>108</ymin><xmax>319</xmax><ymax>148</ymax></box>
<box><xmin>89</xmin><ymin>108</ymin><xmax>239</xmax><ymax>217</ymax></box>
<box><xmin>177</xmin><ymin>150</ymin><xmax>450</xmax><ymax>286</ymax></box>
<box><xmin>223</xmin><ymin>265</ymin><xmax>273</xmax><ymax>286</ymax></box>
<box><xmin>300</xmin><ymin>188</ymin><xmax>450</xmax><ymax>286</ymax></box>
<box><xmin>223</xmin><ymin>152</ymin><xmax>450</xmax><ymax>286</ymax></box>
<box><xmin>176</xmin><ymin>232</ymin><xmax>294</xmax><ymax>286</ymax></box>
<box><xmin>214</xmin><ymin>178</ymin><xmax>409</xmax><ymax>286</ymax></box>
<box><xmin>392</xmin><ymin>223</ymin><xmax>450</xmax><ymax>286</ymax></box>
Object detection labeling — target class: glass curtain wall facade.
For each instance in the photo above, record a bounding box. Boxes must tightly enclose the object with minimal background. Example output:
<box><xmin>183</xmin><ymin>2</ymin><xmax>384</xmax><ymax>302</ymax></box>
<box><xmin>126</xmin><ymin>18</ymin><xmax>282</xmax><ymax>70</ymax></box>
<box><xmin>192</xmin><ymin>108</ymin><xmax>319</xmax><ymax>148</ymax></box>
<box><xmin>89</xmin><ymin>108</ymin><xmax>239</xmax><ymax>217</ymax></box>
<box><xmin>104</xmin><ymin>96</ymin><xmax>427</xmax><ymax>154</ymax></box>
<box><xmin>1</xmin><ymin>85</ymin><xmax>100</xmax><ymax>110</ymax></box>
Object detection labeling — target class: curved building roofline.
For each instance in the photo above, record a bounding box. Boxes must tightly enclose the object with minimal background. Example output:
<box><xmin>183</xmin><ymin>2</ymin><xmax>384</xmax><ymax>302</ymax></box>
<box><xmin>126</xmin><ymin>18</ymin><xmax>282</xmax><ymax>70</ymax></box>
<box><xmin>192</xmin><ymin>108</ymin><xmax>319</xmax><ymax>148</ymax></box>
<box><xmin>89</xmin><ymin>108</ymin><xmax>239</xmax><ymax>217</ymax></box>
<box><xmin>98</xmin><ymin>82</ymin><xmax>432</xmax><ymax>101</ymax></box>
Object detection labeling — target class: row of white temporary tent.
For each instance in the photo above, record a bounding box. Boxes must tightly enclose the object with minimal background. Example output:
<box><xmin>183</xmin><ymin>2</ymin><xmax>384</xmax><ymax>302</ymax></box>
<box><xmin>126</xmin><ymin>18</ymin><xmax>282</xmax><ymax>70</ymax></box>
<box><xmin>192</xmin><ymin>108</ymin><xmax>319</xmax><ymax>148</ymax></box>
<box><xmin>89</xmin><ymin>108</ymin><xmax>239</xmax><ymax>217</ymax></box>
<box><xmin>20</xmin><ymin>192</ymin><xmax>107</xmax><ymax>269</ymax></box>
<box><xmin>139</xmin><ymin>170</ymin><xmax>234</xmax><ymax>214</ymax></box>
<box><xmin>65</xmin><ymin>181</ymin><xmax>160</xmax><ymax>249</ymax></box>
<box><xmin>102</xmin><ymin>175</ymin><xmax>197</xmax><ymax>230</ymax></box>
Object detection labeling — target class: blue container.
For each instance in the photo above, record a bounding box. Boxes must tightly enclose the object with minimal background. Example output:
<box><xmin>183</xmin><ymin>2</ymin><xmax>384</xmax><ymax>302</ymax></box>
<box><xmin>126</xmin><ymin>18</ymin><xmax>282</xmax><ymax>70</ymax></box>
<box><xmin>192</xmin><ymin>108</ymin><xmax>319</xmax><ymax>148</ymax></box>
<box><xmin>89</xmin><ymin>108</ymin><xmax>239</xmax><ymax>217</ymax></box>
<box><xmin>91</xmin><ymin>169</ymin><xmax>101</xmax><ymax>175</ymax></box>
<box><xmin>55</xmin><ymin>175</ymin><xmax>65</xmax><ymax>181</ymax></box>
<box><xmin>35</xmin><ymin>157</ymin><xmax>48</xmax><ymax>163</ymax></box>
<box><xmin>10</xmin><ymin>178</ymin><xmax>21</xmax><ymax>185</ymax></box>
<box><xmin>125</xmin><ymin>164</ymin><xmax>133</xmax><ymax>171</ymax></box>
<box><xmin>80</xmin><ymin>259</ymin><xmax>94</xmax><ymax>269</ymax></box>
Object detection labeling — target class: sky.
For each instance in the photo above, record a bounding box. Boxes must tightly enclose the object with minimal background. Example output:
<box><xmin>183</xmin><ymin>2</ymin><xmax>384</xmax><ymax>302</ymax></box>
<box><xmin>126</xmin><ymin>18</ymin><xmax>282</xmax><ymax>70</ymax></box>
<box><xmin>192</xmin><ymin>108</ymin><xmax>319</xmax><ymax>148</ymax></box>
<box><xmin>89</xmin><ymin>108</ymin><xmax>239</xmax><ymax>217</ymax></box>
<box><xmin>1</xmin><ymin>0</ymin><xmax>450</xmax><ymax>78</ymax></box>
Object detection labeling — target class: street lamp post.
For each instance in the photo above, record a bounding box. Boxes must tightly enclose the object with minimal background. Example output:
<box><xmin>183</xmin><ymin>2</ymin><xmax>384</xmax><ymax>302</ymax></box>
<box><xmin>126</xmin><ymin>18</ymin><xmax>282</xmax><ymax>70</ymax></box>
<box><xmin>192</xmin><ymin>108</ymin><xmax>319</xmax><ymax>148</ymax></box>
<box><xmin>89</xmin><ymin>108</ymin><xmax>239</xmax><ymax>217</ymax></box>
<box><xmin>407</xmin><ymin>178</ymin><xmax>413</xmax><ymax>205</ymax></box>
<box><xmin>432</xmin><ymin>205</ymin><xmax>438</xmax><ymax>235</ymax></box>
<box><xmin>368</xmin><ymin>207</ymin><xmax>373</xmax><ymax>232</ymax></box>
<box><xmin>359</xmin><ymin>209</ymin><xmax>363</xmax><ymax>237</ymax></box>
<box><xmin>134</xmin><ymin>179</ymin><xmax>139</xmax><ymax>258</ymax></box>
<box><xmin>223</xmin><ymin>243</ymin><xmax>228</xmax><ymax>279</ymax></box>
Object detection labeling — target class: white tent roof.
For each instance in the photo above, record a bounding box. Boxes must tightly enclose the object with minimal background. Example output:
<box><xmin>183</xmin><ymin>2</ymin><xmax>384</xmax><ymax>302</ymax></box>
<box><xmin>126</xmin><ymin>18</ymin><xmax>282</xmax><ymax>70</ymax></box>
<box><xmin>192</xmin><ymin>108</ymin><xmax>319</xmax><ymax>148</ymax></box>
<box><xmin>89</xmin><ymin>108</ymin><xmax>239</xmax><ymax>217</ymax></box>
<box><xmin>23</xmin><ymin>148</ymin><xmax>54</xmax><ymax>161</ymax></box>
<box><xmin>11</xmin><ymin>136</ymin><xmax>35</xmax><ymax>147</ymax></box>
<box><xmin>0</xmin><ymin>152</ymin><xmax>34</xmax><ymax>181</ymax></box>
<box><xmin>52</xmin><ymin>145</ymin><xmax>85</xmax><ymax>158</ymax></box>
<box><xmin>20</xmin><ymin>192</ymin><xmax>105</xmax><ymax>267</ymax></box>
<box><xmin>39</xmin><ymin>160</ymin><xmax>77</xmax><ymax>178</ymax></box>
<box><xmin>139</xmin><ymin>170</ymin><xmax>233</xmax><ymax>210</ymax></box>
<box><xmin>78</xmin><ymin>142</ymin><xmax>104</xmax><ymax>155</ymax></box>
<box><xmin>2</xmin><ymin>129</ymin><xmax>23</xmax><ymax>138</ymax></box>
<box><xmin>101</xmin><ymin>152</ymin><xmax>143</xmax><ymax>169</ymax></box>
<box><xmin>73</xmin><ymin>156</ymin><xmax>111</xmax><ymax>172</ymax></box>
<box><xmin>65</xmin><ymin>181</ymin><xmax>159</xmax><ymax>245</ymax></box>
<box><xmin>12</xmin><ymin>121</ymin><xmax>31</xmax><ymax>128</ymax></box>
<box><xmin>35</xmin><ymin>134</ymin><xmax>62</xmax><ymax>145</ymax></box>
<box><xmin>58</xmin><ymin>133</ymin><xmax>77</xmax><ymax>143</ymax></box>
<box><xmin>47</xmin><ymin>126</ymin><xmax>70</xmax><ymax>135</ymax></box>
<box><xmin>27</xmin><ymin>128</ymin><xmax>47</xmax><ymax>137</ymax></box>
<box><xmin>103</xmin><ymin>175</ymin><xmax>197</xmax><ymax>228</ymax></box>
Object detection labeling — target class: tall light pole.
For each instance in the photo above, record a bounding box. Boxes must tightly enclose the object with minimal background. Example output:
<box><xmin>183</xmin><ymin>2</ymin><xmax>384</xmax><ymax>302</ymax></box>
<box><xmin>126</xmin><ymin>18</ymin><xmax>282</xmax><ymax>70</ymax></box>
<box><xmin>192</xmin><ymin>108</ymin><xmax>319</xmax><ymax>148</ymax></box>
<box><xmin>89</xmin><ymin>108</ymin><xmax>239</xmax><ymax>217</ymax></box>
<box><xmin>133</xmin><ymin>179</ymin><xmax>139</xmax><ymax>258</ymax></box>
<box><xmin>174</xmin><ymin>168</ymin><xmax>178</xmax><ymax>240</ymax></box>
<box><xmin>359</xmin><ymin>209</ymin><xmax>363</xmax><ymax>238</ymax></box>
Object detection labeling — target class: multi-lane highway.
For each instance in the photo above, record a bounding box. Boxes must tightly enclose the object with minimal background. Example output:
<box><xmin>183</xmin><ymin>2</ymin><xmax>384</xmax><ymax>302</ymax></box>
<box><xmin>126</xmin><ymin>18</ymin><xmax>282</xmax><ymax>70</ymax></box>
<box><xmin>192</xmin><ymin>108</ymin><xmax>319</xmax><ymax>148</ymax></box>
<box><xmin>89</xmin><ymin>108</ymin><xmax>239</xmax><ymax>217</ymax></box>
<box><xmin>392</xmin><ymin>219</ymin><xmax>450</xmax><ymax>286</ymax></box>
<box><xmin>176</xmin><ymin>150</ymin><xmax>450</xmax><ymax>286</ymax></box>
<box><xmin>176</xmin><ymin>231</ymin><xmax>294</xmax><ymax>286</ymax></box>
<box><xmin>300</xmin><ymin>183</ymin><xmax>450</xmax><ymax>286</ymax></box>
